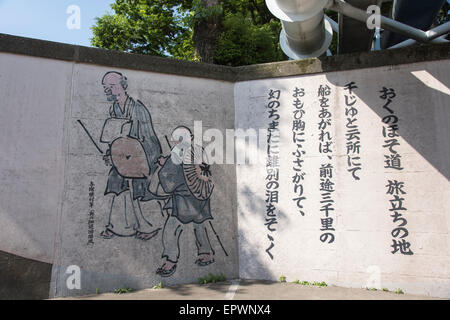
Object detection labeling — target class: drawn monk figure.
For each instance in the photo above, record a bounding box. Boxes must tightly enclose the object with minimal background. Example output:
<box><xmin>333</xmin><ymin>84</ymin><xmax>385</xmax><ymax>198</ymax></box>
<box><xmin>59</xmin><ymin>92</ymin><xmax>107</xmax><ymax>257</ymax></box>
<box><xmin>100</xmin><ymin>71</ymin><xmax>166</xmax><ymax>240</ymax></box>
<box><xmin>156</xmin><ymin>126</ymin><xmax>215</xmax><ymax>277</ymax></box>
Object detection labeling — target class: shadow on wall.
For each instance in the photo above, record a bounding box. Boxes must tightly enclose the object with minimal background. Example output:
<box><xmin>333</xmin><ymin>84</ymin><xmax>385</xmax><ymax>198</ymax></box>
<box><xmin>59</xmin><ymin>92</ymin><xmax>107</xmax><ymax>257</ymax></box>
<box><xmin>322</xmin><ymin>64</ymin><xmax>450</xmax><ymax>293</ymax></box>
<box><xmin>325</xmin><ymin>64</ymin><xmax>450</xmax><ymax>181</ymax></box>
<box><xmin>0</xmin><ymin>250</ymin><xmax>52</xmax><ymax>300</ymax></box>
<box><xmin>158</xmin><ymin>183</ymin><xmax>289</xmax><ymax>297</ymax></box>
<box><xmin>237</xmin><ymin>183</ymin><xmax>292</xmax><ymax>281</ymax></box>
<box><xmin>232</xmin><ymin>61</ymin><xmax>450</xmax><ymax>296</ymax></box>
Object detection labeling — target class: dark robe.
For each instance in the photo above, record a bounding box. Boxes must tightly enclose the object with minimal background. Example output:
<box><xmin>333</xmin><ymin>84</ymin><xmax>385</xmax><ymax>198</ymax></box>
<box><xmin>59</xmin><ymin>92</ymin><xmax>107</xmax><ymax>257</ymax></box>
<box><xmin>158</xmin><ymin>155</ymin><xmax>213</xmax><ymax>224</ymax></box>
<box><xmin>104</xmin><ymin>96</ymin><xmax>163</xmax><ymax>201</ymax></box>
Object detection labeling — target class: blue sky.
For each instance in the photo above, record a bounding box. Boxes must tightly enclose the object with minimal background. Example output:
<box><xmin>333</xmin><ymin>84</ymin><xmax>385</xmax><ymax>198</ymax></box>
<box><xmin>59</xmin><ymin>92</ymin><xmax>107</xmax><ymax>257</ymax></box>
<box><xmin>0</xmin><ymin>0</ymin><xmax>115</xmax><ymax>46</ymax></box>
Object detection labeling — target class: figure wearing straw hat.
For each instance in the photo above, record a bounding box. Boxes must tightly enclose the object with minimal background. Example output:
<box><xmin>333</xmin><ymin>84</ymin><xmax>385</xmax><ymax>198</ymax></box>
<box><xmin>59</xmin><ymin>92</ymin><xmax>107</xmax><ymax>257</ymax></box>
<box><xmin>155</xmin><ymin>126</ymin><xmax>226</xmax><ymax>277</ymax></box>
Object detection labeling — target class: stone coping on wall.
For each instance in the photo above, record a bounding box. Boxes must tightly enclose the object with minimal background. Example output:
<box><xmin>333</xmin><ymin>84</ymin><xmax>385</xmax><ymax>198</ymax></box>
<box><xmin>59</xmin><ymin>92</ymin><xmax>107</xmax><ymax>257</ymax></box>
<box><xmin>0</xmin><ymin>33</ymin><xmax>449</xmax><ymax>82</ymax></box>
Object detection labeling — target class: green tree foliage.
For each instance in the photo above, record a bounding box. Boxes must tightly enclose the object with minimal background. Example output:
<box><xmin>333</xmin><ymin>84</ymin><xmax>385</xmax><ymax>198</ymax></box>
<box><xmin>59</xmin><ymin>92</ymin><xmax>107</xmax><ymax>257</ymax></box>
<box><xmin>91</xmin><ymin>0</ymin><xmax>285</xmax><ymax>66</ymax></box>
<box><xmin>214</xmin><ymin>12</ymin><xmax>283</xmax><ymax>66</ymax></box>
<box><xmin>91</xmin><ymin>0</ymin><xmax>190</xmax><ymax>57</ymax></box>
<box><xmin>435</xmin><ymin>1</ymin><xmax>449</xmax><ymax>25</ymax></box>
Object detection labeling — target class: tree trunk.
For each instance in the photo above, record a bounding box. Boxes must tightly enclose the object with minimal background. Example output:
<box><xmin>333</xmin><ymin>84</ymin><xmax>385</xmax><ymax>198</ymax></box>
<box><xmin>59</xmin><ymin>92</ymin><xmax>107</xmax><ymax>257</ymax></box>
<box><xmin>193</xmin><ymin>0</ymin><xmax>222</xmax><ymax>64</ymax></box>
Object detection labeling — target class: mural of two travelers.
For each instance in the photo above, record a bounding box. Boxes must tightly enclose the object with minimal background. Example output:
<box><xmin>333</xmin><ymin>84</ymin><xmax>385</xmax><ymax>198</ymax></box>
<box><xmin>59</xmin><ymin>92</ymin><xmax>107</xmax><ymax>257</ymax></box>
<box><xmin>77</xmin><ymin>71</ymin><xmax>227</xmax><ymax>277</ymax></box>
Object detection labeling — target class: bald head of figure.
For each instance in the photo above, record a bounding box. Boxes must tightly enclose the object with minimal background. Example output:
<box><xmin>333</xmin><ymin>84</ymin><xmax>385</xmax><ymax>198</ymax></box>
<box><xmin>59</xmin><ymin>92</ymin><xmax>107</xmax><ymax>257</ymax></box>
<box><xmin>102</xmin><ymin>71</ymin><xmax>128</xmax><ymax>102</ymax></box>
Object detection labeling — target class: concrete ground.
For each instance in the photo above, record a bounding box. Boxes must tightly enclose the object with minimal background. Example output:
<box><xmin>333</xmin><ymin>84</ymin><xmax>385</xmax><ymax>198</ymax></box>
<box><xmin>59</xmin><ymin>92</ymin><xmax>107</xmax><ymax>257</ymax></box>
<box><xmin>53</xmin><ymin>280</ymin><xmax>446</xmax><ymax>300</ymax></box>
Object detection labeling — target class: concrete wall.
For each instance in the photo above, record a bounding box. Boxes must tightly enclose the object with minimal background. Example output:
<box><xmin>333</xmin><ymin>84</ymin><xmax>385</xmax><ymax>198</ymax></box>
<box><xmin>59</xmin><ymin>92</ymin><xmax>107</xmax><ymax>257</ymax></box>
<box><xmin>0</xmin><ymin>34</ymin><xmax>449</xmax><ymax>298</ymax></box>
<box><xmin>0</xmin><ymin>52</ymin><xmax>71</xmax><ymax>264</ymax></box>
<box><xmin>235</xmin><ymin>60</ymin><xmax>450</xmax><ymax>298</ymax></box>
<box><xmin>50</xmin><ymin>64</ymin><xmax>238</xmax><ymax>298</ymax></box>
<box><xmin>0</xmin><ymin>37</ymin><xmax>239</xmax><ymax>298</ymax></box>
